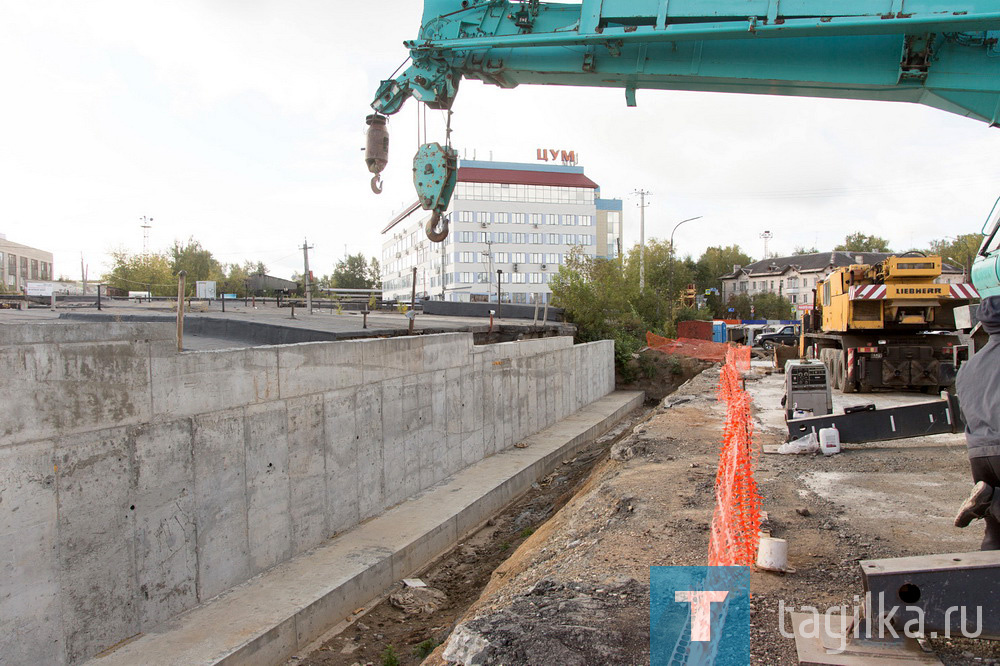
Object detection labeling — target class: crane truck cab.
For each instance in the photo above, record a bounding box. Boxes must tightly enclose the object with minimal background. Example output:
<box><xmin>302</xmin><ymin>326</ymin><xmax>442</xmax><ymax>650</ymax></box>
<box><xmin>802</xmin><ymin>255</ymin><xmax>979</xmax><ymax>394</ymax></box>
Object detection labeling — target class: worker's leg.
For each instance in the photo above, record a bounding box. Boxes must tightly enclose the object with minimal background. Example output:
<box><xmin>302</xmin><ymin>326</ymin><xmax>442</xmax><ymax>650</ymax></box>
<box><xmin>970</xmin><ymin>456</ymin><xmax>1000</xmax><ymax>551</ymax></box>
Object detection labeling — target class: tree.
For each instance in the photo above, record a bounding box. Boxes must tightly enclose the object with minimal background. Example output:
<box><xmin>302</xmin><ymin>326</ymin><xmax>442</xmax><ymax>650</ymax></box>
<box><xmin>329</xmin><ymin>254</ymin><xmax>380</xmax><ymax>289</ymax></box>
<box><xmin>792</xmin><ymin>245</ymin><xmax>818</xmax><ymax>255</ymax></box>
<box><xmin>170</xmin><ymin>238</ymin><xmax>224</xmax><ymax>291</ymax></box>
<box><xmin>104</xmin><ymin>249</ymin><xmax>174</xmax><ymax>296</ymax></box>
<box><xmin>834</xmin><ymin>232</ymin><xmax>891</xmax><ymax>253</ymax></box>
<box><xmin>752</xmin><ymin>292</ymin><xmax>795</xmax><ymax>319</ymax></box>
<box><xmin>928</xmin><ymin>233</ymin><xmax>983</xmax><ymax>280</ymax></box>
<box><xmin>694</xmin><ymin>245</ymin><xmax>754</xmax><ymax>293</ymax></box>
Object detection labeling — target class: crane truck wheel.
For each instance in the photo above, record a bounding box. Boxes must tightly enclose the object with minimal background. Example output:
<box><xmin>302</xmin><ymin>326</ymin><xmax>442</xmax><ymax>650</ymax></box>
<box><xmin>841</xmin><ymin>351</ymin><xmax>857</xmax><ymax>394</ymax></box>
<box><xmin>831</xmin><ymin>352</ymin><xmax>843</xmax><ymax>391</ymax></box>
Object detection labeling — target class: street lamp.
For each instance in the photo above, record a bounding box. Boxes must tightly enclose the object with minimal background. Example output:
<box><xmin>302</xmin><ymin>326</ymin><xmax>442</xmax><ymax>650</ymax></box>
<box><xmin>668</xmin><ymin>216</ymin><xmax>704</xmax><ymax>312</ymax></box>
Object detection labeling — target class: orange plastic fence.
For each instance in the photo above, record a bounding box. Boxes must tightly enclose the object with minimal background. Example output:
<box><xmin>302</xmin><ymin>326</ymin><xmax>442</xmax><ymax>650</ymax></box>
<box><xmin>645</xmin><ymin>332</ymin><xmax>731</xmax><ymax>363</ymax></box>
<box><xmin>707</xmin><ymin>345</ymin><xmax>761</xmax><ymax>567</ymax></box>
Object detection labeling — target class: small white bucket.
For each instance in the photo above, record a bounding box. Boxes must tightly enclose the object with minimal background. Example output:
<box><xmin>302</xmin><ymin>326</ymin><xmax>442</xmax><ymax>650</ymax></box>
<box><xmin>819</xmin><ymin>427</ymin><xmax>841</xmax><ymax>456</ymax></box>
<box><xmin>756</xmin><ymin>536</ymin><xmax>789</xmax><ymax>572</ymax></box>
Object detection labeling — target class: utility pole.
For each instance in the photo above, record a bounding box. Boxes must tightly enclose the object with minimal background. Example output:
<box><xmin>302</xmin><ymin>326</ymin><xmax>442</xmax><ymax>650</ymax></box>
<box><xmin>633</xmin><ymin>190</ymin><xmax>651</xmax><ymax>293</ymax></box>
<box><xmin>301</xmin><ymin>238</ymin><xmax>314</xmax><ymax>313</ymax></box>
<box><xmin>80</xmin><ymin>254</ymin><xmax>88</xmax><ymax>296</ymax></box>
<box><xmin>482</xmin><ymin>240</ymin><xmax>495</xmax><ymax>301</ymax></box>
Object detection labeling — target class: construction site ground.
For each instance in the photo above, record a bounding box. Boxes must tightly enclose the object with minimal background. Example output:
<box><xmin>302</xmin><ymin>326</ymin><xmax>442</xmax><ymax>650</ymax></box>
<box><xmin>293</xmin><ymin>355</ymin><xmax>1000</xmax><ymax>666</ymax></box>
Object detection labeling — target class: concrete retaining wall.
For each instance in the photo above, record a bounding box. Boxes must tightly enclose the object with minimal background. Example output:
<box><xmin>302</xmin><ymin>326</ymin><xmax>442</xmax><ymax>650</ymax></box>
<box><xmin>0</xmin><ymin>323</ymin><xmax>614</xmax><ymax>665</ymax></box>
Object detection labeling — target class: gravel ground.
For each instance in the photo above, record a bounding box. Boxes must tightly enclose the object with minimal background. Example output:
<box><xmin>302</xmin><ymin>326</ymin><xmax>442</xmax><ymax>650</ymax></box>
<box><xmin>423</xmin><ymin>364</ymin><xmax>1000</xmax><ymax>665</ymax></box>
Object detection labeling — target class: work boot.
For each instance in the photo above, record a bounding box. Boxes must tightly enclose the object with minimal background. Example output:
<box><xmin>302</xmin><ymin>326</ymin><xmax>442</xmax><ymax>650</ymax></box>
<box><xmin>955</xmin><ymin>481</ymin><xmax>994</xmax><ymax>528</ymax></box>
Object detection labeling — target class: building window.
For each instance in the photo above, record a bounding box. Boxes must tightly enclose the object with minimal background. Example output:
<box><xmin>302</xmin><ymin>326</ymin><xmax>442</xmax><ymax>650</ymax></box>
<box><xmin>459</xmin><ymin>252</ymin><xmax>476</xmax><ymax>263</ymax></box>
<box><xmin>511</xmin><ymin>233</ymin><xmax>525</xmax><ymax>244</ymax></box>
<box><xmin>20</xmin><ymin>256</ymin><xmax>28</xmax><ymax>280</ymax></box>
<box><xmin>493</xmin><ymin>232</ymin><xmax>509</xmax><ymax>243</ymax></box>
<box><xmin>8</xmin><ymin>253</ymin><xmax>16</xmax><ymax>279</ymax></box>
<box><xmin>495</xmin><ymin>212</ymin><xmax>509</xmax><ymax>224</ymax></box>
<box><xmin>512</xmin><ymin>252</ymin><xmax>526</xmax><ymax>263</ymax></box>
<box><xmin>792</xmin><ymin>294</ymin><xmax>797</xmax><ymax>303</ymax></box>
<box><xmin>740</xmin><ymin>281</ymin><xmax>747</xmax><ymax>292</ymax></box>
<box><xmin>529</xmin><ymin>233</ymin><xmax>542</xmax><ymax>244</ymax></box>
<box><xmin>476</xmin><ymin>272</ymin><xmax>489</xmax><ymax>283</ymax></box>
<box><xmin>562</xmin><ymin>215</ymin><xmax>576</xmax><ymax>226</ymax></box>
<box><xmin>544</xmin><ymin>214</ymin><xmax>558</xmax><ymax>225</ymax></box>
<box><xmin>458</xmin><ymin>211</ymin><xmax>474</xmax><ymax>223</ymax></box>
<box><xmin>579</xmin><ymin>215</ymin><xmax>593</xmax><ymax>227</ymax></box>
<box><xmin>511</xmin><ymin>273</ymin><xmax>526</xmax><ymax>284</ymax></box>
<box><xmin>476</xmin><ymin>212</ymin><xmax>490</xmax><ymax>224</ymax></box>
<box><xmin>511</xmin><ymin>213</ymin><xmax>525</xmax><ymax>225</ymax></box>
<box><xmin>495</xmin><ymin>252</ymin><xmax>509</xmax><ymax>263</ymax></box>
<box><xmin>530</xmin><ymin>213</ymin><xmax>542</xmax><ymax>227</ymax></box>
<box><xmin>545</xmin><ymin>253</ymin><xmax>559</xmax><ymax>264</ymax></box>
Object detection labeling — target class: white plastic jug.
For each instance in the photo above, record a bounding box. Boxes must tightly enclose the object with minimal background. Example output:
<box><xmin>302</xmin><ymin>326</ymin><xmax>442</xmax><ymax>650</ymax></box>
<box><xmin>819</xmin><ymin>426</ymin><xmax>841</xmax><ymax>456</ymax></box>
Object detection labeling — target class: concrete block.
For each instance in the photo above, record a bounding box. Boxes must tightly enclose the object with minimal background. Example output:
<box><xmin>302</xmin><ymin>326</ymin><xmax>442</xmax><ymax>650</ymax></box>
<box><xmin>277</xmin><ymin>341</ymin><xmax>363</xmax><ymax>399</ymax></box>
<box><xmin>192</xmin><ymin>409</ymin><xmax>250</xmax><ymax>602</ymax></box>
<box><xmin>132</xmin><ymin>420</ymin><xmax>198</xmax><ymax>630</ymax></box>
<box><xmin>422</xmin><ymin>370</ymin><xmax>449</xmax><ymax>489</ymax></box>
<box><xmin>444</xmin><ymin>368</ymin><xmax>465</xmax><ymax>476</ymax></box>
<box><xmin>292</xmin><ymin>584</ymin><xmax>351</xmax><ymax>650</ymax></box>
<box><xmin>150</xmin><ymin>347</ymin><xmax>279</xmax><ymax>419</ymax></box>
<box><xmin>0</xmin><ymin>340</ymin><xmax>152</xmax><ymax>445</ymax></box>
<box><xmin>355</xmin><ymin>383</ymin><xmax>385</xmax><ymax>522</ymax></box>
<box><xmin>287</xmin><ymin>395</ymin><xmax>328</xmax><ymax>555</ymax></box>
<box><xmin>480</xmin><ymin>358</ymin><xmax>497</xmax><ymax>457</ymax></box>
<box><xmin>323</xmin><ymin>388</ymin><xmax>360</xmax><ymax>535</ymax></box>
<box><xmin>398</xmin><ymin>375</ymin><xmax>429</xmax><ymax>501</ymax></box>
<box><xmin>420</xmin><ymin>333</ymin><xmax>473</xmax><ymax>372</ymax></box>
<box><xmin>361</xmin><ymin>336</ymin><xmax>423</xmax><ymax>384</ymax></box>
<box><xmin>390</xmin><ymin>516</ymin><xmax>457</xmax><ymax>582</ymax></box>
<box><xmin>216</xmin><ymin>616</ymin><xmax>296</xmax><ymax>666</ymax></box>
<box><xmin>459</xmin><ymin>369</ymin><xmax>484</xmax><ymax>469</ymax></box>
<box><xmin>245</xmin><ymin>403</ymin><xmax>292</xmax><ymax>575</ymax></box>
<box><xmin>379</xmin><ymin>379</ymin><xmax>407</xmax><ymax>508</ymax></box>
<box><xmin>0</xmin><ymin>441</ymin><xmax>61</xmax><ymax>666</ymax></box>
<box><xmin>55</xmin><ymin>427</ymin><xmax>138</xmax><ymax>663</ymax></box>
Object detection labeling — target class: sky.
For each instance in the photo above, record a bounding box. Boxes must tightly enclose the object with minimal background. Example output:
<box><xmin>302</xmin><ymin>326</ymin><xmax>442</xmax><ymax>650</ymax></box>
<box><xmin>3</xmin><ymin>1</ymin><xmax>1000</xmax><ymax>282</ymax></box>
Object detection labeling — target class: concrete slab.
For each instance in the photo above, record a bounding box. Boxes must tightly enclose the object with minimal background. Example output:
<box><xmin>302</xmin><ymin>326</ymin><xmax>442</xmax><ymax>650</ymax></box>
<box><xmin>87</xmin><ymin>390</ymin><xmax>644</xmax><ymax>666</ymax></box>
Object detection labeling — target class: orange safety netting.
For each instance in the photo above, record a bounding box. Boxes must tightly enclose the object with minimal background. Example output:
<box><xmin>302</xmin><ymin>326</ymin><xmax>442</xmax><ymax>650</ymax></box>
<box><xmin>645</xmin><ymin>332</ymin><xmax>731</xmax><ymax>363</ymax></box>
<box><xmin>707</xmin><ymin>345</ymin><xmax>762</xmax><ymax>567</ymax></box>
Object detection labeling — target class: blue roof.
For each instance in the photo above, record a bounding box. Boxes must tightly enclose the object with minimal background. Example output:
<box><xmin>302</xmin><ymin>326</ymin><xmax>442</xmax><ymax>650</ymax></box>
<box><xmin>596</xmin><ymin>198</ymin><xmax>623</xmax><ymax>211</ymax></box>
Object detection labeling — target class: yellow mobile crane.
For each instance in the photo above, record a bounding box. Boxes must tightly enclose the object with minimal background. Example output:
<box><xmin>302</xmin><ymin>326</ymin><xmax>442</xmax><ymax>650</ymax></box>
<box><xmin>801</xmin><ymin>255</ymin><xmax>979</xmax><ymax>393</ymax></box>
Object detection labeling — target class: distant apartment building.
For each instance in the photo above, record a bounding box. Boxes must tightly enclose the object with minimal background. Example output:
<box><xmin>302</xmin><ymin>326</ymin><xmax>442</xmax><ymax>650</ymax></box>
<box><xmin>381</xmin><ymin>158</ymin><xmax>622</xmax><ymax>304</ymax></box>
<box><xmin>720</xmin><ymin>251</ymin><xmax>965</xmax><ymax>313</ymax></box>
<box><xmin>0</xmin><ymin>234</ymin><xmax>54</xmax><ymax>292</ymax></box>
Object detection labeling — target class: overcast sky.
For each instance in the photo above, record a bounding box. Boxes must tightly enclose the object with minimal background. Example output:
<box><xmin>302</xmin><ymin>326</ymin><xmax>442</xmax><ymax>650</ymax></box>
<box><xmin>3</xmin><ymin>1</ymin><xmax>1000</xmax><ymax>281</ymax></box>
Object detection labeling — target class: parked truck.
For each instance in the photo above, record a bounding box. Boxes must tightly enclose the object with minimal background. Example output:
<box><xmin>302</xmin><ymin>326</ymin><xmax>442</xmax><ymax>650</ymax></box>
<box><xmin>801</xmin><ymin>255</ymin><xmax>979</xmax><ymax>393</ymax></box>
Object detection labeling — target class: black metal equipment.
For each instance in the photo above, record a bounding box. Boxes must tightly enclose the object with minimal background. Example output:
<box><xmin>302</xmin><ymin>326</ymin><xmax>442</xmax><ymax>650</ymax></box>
<box><xmin>786</xmin><ymin>392</ymin><xmax>964</xmax><ymax>443</ymax></box>
<box><xmin>860</xmin><ymin>551</ymin><xmax>1000</xmax><ymax>641</ymax></box>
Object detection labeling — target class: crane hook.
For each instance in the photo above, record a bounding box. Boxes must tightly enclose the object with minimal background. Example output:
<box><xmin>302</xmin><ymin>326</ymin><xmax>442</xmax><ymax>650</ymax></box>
<box><xmin>371</xmin><ymin>174</ymin><xmax>383</xmax><ymax>194</ymax></box>
<box><xmin>425</xmin><ymin>212</ymin><xmax>449</xmax><ymax>242</ymax></box>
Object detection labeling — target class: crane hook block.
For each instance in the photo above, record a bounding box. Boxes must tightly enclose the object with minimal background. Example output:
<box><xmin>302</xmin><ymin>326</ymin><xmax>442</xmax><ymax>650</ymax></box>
<box><xmin>365</xmin><ymin>113</ymin><xmax>389</xmax><ymax>194</ymax></box>
<box><xmin>412</xmin><ymin>142</ymin><xmax>458</xmax><ymax>241</ymax></box>
<box><xmin>426</xmin><ymin>212</ymin><xmax>449</xmax><ymax>243</ymax></box>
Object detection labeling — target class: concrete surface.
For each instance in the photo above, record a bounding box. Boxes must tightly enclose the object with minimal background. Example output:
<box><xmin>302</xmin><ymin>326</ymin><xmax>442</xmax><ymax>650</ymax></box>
<box><xmin>87</xmin><ymin>390</ymin><xmax>644</xmax><ymax>666</ymax></box>
<box><xmin>0</xmin><ymin>320</ymin><xmax>615</xmax><ymax>665</ymax></box>
<box><xmin>53</xmin><ymin>299</ymin><xmax>576</xmax><ymax>345</ymax></box>
<box><xmin>746</xmin><ymin>367</ymin><xmax>978</xmax><ymax>553</ymax></box>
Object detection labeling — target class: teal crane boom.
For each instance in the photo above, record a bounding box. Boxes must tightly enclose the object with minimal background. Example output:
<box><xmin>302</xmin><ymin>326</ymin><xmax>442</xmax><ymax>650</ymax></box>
<box><xmin>366</xmin><ymin>0</ymin><xmax>1000</xmax><ymax>294</ymax></box>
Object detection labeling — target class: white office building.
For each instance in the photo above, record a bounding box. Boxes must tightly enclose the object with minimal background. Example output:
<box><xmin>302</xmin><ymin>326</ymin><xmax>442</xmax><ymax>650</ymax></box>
<box><xmin>381</xmin><ymin>159</ymin><xmax>622</xmax><ymax>304</ymax></box>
